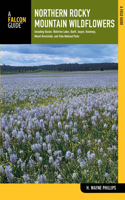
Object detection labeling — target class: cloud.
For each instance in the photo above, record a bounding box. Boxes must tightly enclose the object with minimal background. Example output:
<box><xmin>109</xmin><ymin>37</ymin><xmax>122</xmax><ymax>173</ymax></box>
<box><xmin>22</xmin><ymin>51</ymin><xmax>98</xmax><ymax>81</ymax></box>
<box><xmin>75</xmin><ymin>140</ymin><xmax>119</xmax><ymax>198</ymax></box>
<box><xmin>1</xmin><ymin>44</ymin><xmax>118</xmax><ymax>66</ymax></box>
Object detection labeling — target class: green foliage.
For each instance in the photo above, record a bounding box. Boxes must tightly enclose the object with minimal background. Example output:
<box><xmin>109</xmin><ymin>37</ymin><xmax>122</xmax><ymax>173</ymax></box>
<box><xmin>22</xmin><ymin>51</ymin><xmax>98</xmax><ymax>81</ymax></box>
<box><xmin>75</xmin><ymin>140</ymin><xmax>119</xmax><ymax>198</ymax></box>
<box><xmin>1</xmin><ymin>86</ymin><xmax>118</xmax><ymax>183</ymax></box>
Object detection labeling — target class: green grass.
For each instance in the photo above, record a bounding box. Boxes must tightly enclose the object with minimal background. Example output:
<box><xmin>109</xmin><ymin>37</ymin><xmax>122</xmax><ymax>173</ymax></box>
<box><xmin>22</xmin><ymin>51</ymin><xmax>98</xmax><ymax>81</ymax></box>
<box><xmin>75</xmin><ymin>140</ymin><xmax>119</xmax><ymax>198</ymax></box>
<box><xmin>1</xmin><ymin>69</ymin><xmax>118</xmax><ymax>75</ymax></box>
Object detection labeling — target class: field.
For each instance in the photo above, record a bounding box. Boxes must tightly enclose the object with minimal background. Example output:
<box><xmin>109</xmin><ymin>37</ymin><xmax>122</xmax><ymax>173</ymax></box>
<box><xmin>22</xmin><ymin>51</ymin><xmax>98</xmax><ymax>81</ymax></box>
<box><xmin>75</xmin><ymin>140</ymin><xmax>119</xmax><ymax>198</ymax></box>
<box><xmin>0</xmin><ymin>71</ymin><xmax>118</xmax><ymax>183</ymax></box>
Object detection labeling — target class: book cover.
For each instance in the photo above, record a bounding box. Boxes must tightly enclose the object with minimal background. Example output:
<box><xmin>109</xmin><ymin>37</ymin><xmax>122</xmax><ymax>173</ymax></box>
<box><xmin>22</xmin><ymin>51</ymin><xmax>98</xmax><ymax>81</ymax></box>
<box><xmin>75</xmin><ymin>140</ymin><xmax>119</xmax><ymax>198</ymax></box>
<box><xmin>0</xmin><ymin>0</ymin><xmax>125</xmax><ymax>199</ymax></box>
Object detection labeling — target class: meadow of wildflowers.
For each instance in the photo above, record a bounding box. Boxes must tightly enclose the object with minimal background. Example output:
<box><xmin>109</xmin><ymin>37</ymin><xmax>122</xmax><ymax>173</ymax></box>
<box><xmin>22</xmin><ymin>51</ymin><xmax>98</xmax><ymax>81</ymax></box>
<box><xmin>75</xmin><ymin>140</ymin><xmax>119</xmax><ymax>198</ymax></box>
<box><xmin>0</xmin><ymin>72</ymin><xmax>118</xmax><ymax>183</ymax></box>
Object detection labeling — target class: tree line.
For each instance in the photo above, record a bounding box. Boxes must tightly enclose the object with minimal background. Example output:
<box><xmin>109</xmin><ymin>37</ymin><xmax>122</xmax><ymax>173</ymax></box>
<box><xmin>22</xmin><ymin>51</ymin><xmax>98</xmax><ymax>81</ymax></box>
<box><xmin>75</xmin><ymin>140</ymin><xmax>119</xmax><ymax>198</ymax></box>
<box><xmin>1</xmin><ymin>63</ymin><xmax>118</xmax><ymax>73</ymax></box>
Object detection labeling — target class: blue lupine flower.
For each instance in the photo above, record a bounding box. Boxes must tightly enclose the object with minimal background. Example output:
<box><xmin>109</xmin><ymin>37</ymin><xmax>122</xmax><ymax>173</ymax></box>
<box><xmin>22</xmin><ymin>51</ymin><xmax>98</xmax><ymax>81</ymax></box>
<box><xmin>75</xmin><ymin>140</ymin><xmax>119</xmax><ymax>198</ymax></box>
<box><xmin>57</xmin><ymin>174</ymin><xmax>62</xmax><ymax>183</ymax></box>
<box><xmin>38</xmin><ymin>157</ymin><xmax>42</xmax><ymax>164</ymax></box>
<box><xmin>5</xmin><ymin>165</ymin><xmax>14</xmax><ymax>183</ymax></box>
<box><xmin>58</xmin><ymin>122</ymin><xmax>62</xmax><ymax>129</ymax></box>
<box><xmin>23</xmin><ymin>172</ymin><xmax>29</xmax><ymax>183</ymax></box>
<box><xmin>91</xmin><ymin>153</ymin><xmax>95</xmax><ymax>160</ymax></box>
<box><xmin>35</xmin><ymin>152</ymin><xmax>40</xmax><ymax>158</ymax></box>
<box><xmin>71</xmin><ymin>153</ymin><xmax>74</xmax><ymax>160</ymax></box>
<box><xmin>80</xmin><ymin>161</ymin><xmax>86</xmax><ymax>169</ymax></box>
<box><xmin>0</xmin><ymin>148</ymin><xmax>3</xmax><ymax>155</ymax></box>
<box><xmin>82</xmin><ymin>139</ymin><xmax>85</xmax><ymax>144</ymax></box>
<box><xmin>72</xmin><ymin>173</ymin><xmax>77</xmax><ymax>180</ymax></box>
<box><xmin>5</xmin><ymin>134</ymin><xmax>11</xmax><ymax>142</ymax></box>
<box><xmin>36</xmin><ymin>132</ymin><xmax>40</xmax><ymax>139</ymax></box>
<box><xmin>98</xmin><ymin>160</ymin><xmax>102</xmax><ymax>166</ymax></box>
<box><xmin>52</xmin><ymin>130</ymin><xmax>57</xmax><ymax>139</ymax></box>
<box><xmin>21</xmin><ymin>161</ymin><xmax>26</xmax><ymax>171</ymax></box>
<box><xmin>12</xmin><ymin>130</ymin><xmax>17</xmax><ymax>138</ymax></box>
<box><xmin>49</xmin><ymin>156</ymin><xmax>54</xmax><ymax>164</ymax></box>
<box><xmin>104</xmin><ymin>172</ymin><xmax>109</xmax><ymax>179</ymax></box>
<box><xmin>77</xmin><ymin>148</ymin><xmax>81</xmax><ymax>155</ymax></box>
<box><xmin>29</xmin><ymin>159</ymin><xmax>34</xmax><ymax>168</ymax></box>
<box><xmin>10</xmin><ymin>153</ymin><xmax>18</xmax><ymax>163</ymax></box>
<box><xmin>0</xmin><ymin>165</ymin><xmax>4</xmax><ymax>174</ymax></box>
<box><xmin>28</xmin><ymin>134</ymin><xmax>32</xmax><ymax>141</ymax></box>
<box><xmin>74</xmin><ymin>122</ymin><xmax>77</xmax><ymax>128</ymax></box>
<box><xmin>43</xmin><ymin>143</ymin><xmax>47</xmax><ymax>151</ymax></box>
<box><xmin>65</xmin><ymin>125</ymin><xmax>69</xmax><ymax>130</ymax></box>
<box><xmin>38</xmin><ymin>174</ymin><xmax>47</xmax><ymax>183</ymax></box>
<box><xmin>64</xmin><ymin>133</ymin><xmax>69</xmax><ymax>142</ymax></box>
<box><xmin>98</xmin><ymin>139</ymin><xmax>101</xmax><ymax>144</ymax></box>
<box><xmin>65</xmin><ymin>151</ymin><xmax>71</xmax><ymax>159</ymax></box>
<box><xmin>103</xmin><ymin>153</ymin><xmax>107</xmax><ymax>157</ymax></box>
<box><xmin>72</xmin><ymin>128</ymin><xmax>77</xmax><ymax>133</ymax></box>
<box><xmin>31</xmin><ymin>143</ymin><xmax>41</xmax><ymax>151</ymax></box>
<box><xmin>46</xmin><ymin>134</ymin><xmax>52</xmax><ymax>143</ymax></box>
<box><xmin>112</xmin><ymin>124</ymin><xmax>116</xmax><ymax>131</ymax></box>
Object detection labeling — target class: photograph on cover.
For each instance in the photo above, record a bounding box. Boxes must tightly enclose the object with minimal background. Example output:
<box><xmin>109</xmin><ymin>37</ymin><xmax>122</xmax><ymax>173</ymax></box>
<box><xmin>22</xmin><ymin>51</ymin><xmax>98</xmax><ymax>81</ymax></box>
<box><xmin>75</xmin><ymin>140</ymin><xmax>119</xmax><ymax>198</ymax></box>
<box><xmin>0</xmin><ymin>44</ymin><xmax>118</xmax><ymax>183</ymax></box>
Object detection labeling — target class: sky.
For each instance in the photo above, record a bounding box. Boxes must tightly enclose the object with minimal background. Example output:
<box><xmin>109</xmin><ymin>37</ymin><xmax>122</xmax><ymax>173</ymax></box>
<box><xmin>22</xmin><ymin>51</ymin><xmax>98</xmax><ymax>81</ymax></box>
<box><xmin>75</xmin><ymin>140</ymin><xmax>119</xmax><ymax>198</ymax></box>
<box><xmin>0</xmin><ymin>44</ymin><xmax>118</xmax><ymax>66</ymax></box>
